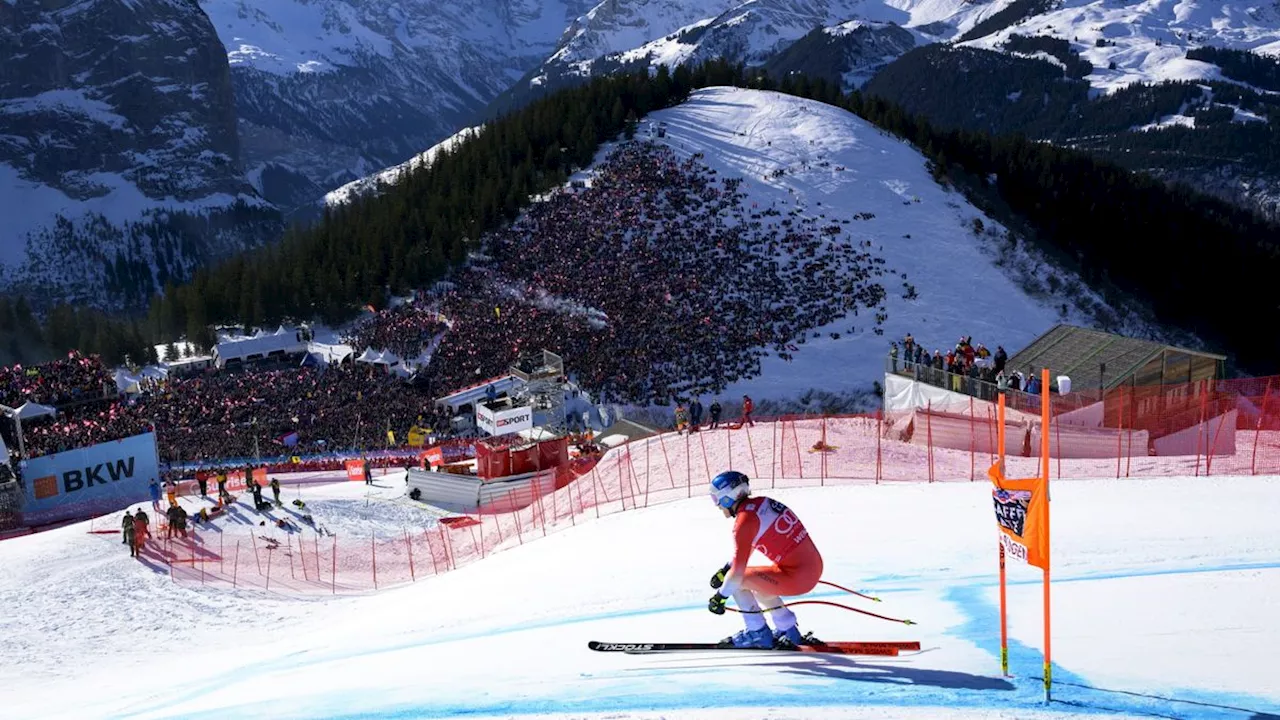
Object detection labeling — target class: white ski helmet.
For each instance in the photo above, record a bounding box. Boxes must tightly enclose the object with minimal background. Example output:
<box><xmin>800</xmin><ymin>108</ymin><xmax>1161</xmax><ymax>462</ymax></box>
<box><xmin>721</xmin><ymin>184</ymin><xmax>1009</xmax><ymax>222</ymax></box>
<box><xmin>710</xmin><ymin>471</ymin><xmax>750</xmax><ymax>512</ymax></box>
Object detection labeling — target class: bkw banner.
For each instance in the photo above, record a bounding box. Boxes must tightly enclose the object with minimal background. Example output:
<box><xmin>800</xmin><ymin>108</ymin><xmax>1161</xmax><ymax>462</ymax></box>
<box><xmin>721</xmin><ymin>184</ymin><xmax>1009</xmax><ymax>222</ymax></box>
<box><xmin>21</xmin><ymin>432</ymin><xmax>160</xmax><ymax>525</ymax></box>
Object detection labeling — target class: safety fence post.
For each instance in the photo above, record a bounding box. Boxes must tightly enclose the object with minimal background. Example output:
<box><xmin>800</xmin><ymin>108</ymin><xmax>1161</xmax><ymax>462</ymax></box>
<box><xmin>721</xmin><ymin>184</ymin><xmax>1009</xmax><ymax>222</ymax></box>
<box><xmin>512</xmin><ymin>490</ymin><xmax>524</xmax><ymax>544</ymax></box>
<box><xmin>406</xmin><ymin>528</ymin><xmax>416</xmax><ymax>581</ymax></box>
<box><xmin>658</xmin><ymin>432</ymin><xmax>675</xmax><ymax>491</ymax></box>
<box><xmin>442</xmin><ymin>526</ymin><xmax>455</xmax><ymax>571</ymax></box>
<box><xmin>1115</xmin><ymin>387</ymin><xmax>1124</xmax><ymax>479</ymax></box>
<box><xmin>1252</xmin><ymin>380</ymin><xmax>1271</xmax><ymax>475</ymax></box>
<box><xmin>250</xmin><ymin>531</ymin><xmax>262</xmax><ymax>574</ymax></box>
<box><xmin>771</xmin><ymin>419</ymin><xmax>778</xmax><ymax>488</ymax></box>
<box><xmin>425</xmin><ymin>530</ymin><xmax>439</xmax><ymax>575</ymax></box>
<box><xmin>698</xmin><ymin>432</ymin><xmax>711</xmax><ymax>485</ymax></box>
<box><xmin>727</xmin><ymin>426</ymin><xmax>733</xmax><ymax>472</ymax></box>
<box><xmin>644</xmin><ymin>440</ymin><xmax>652</xmax><ymax>508</ymax></box>
<box><xmin>926</xmin><ymin>400</ymin><xmax>934</xmax><ymax>483</ymax></box>
<box><xmin>820</xmin><ymin>416</ymin><xmax>827</xmax><ymax>484</ymax></box>
<box><xmin>1194</xmin><ymin>381</ymin><xmax>1207</xmax><ymax>477</ymax></box>
<box><xmin>875</xmin><ymin>410</ymin><xmax>883</xmax><ymax>483</ymax></box>
<box><xmin>372</xmin><ymin>532</ymin><xmax>378</xmax><ymax>590</ymax></box>
<box><xmin>1126</xmin><ymin>389</ymin><xmax>1135</xmax><ymax>478</ymax></box>
<box><xmin>969</xmin><ymin>397</ymin><xmax>976</xmax><ymax>482</ymax></box>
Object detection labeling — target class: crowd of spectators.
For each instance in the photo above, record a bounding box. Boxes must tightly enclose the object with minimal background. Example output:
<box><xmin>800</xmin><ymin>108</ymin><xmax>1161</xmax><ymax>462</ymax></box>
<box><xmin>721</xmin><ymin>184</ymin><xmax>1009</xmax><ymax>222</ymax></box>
<box><xmin>343</xmin><ymin>303</ymin><xmax>448</xmax><ymax>360</ymax></box>
<box><xmin>888</xmin><ymin>333</ymin><xmax>1050</xmax><ymax>401</ymax></box>
<box><xmin>6</xmin><ymin>140</ymin><xmax>903</xmax><ymax>466</ymax></box>
<box><xmin>0</xmin><ymin>351</ymin><xmax>112</xmax><ymax>408</ymax></box>
<box><xmin>416</xmin><ymin>141</ymin><xmax>894</xmax><ymax>403</ymax></box>
<box><xmin>22</xmin><ymin>363</ymin><xmax>446</xmax><ymax>463</ymax></box>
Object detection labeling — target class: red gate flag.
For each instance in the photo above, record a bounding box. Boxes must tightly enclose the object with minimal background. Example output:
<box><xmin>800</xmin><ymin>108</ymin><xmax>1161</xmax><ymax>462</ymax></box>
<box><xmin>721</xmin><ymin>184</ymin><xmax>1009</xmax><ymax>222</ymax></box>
<box><xmin>988</xmin><ymin>462</ymin><xmax>1050</xmax><ymax>570</ymax></box>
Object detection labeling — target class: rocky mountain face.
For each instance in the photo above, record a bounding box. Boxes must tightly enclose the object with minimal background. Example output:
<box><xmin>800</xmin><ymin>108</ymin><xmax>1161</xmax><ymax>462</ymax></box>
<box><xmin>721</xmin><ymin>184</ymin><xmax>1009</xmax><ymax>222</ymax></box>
<box><xmin>864</xmin><ymin>0</ymin><xmax>1280</xmax><ymax>220</ymax></box>
<box><xmin>490</xmin><ymin>0</ymin><xmax>990</xmax><ymax>112</ymax></box>
<box><xmin>0</xmin><ymin>0</ymin><xmax>279</xmax><ymax>311</ymax></box>
<box><xmin>762</xmin><ymin>20</ymin><xmax>917</xmax><ymax>88</ymax></box>
<box><xmin>489</xmin><ymin>0</ymin><xmax>1280</xmax><ymax>220</ymax></box>
<box><xmin>201</xmin><ymin>0</ymin><xmax>594</xmax><ymax>219</ymax></box>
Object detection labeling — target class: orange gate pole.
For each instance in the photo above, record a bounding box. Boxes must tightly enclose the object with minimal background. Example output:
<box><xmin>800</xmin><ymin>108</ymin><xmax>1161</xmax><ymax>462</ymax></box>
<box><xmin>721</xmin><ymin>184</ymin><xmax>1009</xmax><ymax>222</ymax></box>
<box><xmin>1041</xmin><ymin>368</ymin><xmax>1053</xmax><ymax>704</ymax></box>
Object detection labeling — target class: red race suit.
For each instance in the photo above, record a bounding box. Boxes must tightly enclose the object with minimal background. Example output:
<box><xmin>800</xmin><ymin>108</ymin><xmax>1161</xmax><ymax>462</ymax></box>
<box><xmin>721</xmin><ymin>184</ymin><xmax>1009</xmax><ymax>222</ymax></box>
<box><xmin>719</xmin><ymin>496</ymin><xmax>823</xmax><ymax>598</ymax></box>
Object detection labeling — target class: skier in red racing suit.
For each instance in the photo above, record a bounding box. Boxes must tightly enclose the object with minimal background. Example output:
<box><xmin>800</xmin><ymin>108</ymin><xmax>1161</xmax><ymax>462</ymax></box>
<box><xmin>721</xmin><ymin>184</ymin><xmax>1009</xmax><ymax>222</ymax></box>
<box><xmin>708</xmin><ymin>470</ymin><xmax>823</xmax><ymax>648</ymax></box>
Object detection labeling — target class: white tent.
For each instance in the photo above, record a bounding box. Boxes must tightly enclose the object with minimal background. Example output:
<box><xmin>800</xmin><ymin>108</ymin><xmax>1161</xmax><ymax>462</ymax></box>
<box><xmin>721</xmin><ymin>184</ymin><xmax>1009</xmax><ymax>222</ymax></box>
<box><xmin>12</xmin><ymin>402</ymin><xmax>56</xmax><ymax>421</ymax></box>
<box><xmin>356</xmin><ymin>349</ymin><xmax>400</xmax><ymax>366</ymax></box>
<box><xmin>307</xmin><ymin>342</ymin><xmax>355</xmax><ymax>364</ymax></box>
<box><xmin>1</xmin><ymin>402</ymin><xmax>57</xmax><ymax>459</ymax></box>
<box><xmin>212</xmin><ymin>325</ymin><xmax>306</xmax><ymax>368</ymax></box>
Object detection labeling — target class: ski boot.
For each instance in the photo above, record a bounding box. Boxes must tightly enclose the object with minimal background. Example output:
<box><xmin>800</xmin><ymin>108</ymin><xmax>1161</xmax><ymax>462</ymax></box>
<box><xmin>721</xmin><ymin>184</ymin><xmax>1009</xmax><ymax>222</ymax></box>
<box><xmin>718</xmin><ymin>626</ymin><xmax>776</xmax><ymax>648</ymax></box>
<box><xmin>772</xmin><ymin>625</ymin><xmax>805</xmax><ymax>649</ymax></box>
<box><xmin>774</xmin><ymin>628</ymin><xmax>824</xmax><ymax>649</ymax></box>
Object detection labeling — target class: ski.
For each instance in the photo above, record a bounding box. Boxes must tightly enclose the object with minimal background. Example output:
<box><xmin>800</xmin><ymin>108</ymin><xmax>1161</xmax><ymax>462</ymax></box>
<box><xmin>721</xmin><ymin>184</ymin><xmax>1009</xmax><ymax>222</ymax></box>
<box><xmin>588</xmin><ymin>640</ymin><xmax>913</xmax><ymax>656</ymax></box>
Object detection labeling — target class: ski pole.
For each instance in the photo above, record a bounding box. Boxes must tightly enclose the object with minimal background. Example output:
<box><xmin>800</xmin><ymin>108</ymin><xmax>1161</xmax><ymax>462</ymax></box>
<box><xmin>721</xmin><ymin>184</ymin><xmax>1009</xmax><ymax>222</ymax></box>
<box><xmin>818</xmin><ymin>579</ymin><xmax>881</xmax><ymax>603</ymax></box>
<box><xmin>728</xmin><ymin>599</ymin><xmax>915</xmax><ymax>625</ymax></box>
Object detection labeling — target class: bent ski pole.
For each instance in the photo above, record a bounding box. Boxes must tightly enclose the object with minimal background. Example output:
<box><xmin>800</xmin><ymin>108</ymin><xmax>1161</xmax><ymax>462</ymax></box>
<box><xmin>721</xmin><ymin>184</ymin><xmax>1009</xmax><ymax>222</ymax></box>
<box><xmin>728</xmin><ymin>599</ymin><xmax>915</xmax><ymax>625</ymax></box>
<box><xmin>818</xmin><ymin>579</ymin><xmax>881</xmax><ymax>602</ymax></box>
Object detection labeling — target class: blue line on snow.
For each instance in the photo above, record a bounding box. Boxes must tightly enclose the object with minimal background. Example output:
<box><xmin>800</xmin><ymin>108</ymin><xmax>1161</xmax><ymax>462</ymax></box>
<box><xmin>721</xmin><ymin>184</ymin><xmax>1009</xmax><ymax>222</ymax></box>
<box><xmin>129</xmin><ymin>562</ymin><xmax>1280</xmax><ymax>720</ymax></box>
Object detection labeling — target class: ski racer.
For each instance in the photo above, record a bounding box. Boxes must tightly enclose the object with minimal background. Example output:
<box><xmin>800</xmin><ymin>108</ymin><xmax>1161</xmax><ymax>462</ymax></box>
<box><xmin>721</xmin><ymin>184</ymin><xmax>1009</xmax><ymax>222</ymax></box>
<box><xmin>707</xmin><ymin>470</ymin><xmax>824</xmax><ymax>648</ymax></box>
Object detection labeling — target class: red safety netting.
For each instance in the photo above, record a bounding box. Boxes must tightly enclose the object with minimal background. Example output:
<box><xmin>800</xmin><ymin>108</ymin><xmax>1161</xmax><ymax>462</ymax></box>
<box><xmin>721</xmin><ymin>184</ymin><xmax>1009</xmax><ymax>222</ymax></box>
<box><xmin>157</xmin><ymin>379</ymin><xmax>1280</xmax><ymax>595</ymax></box>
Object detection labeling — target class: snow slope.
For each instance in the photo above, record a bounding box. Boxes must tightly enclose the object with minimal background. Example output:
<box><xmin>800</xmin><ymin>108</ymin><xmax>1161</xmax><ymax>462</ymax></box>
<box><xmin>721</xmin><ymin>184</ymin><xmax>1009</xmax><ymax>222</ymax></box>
<box><xmin>625</xmin><ymin>88</ymin><xmax>1154</xmax><ymax>402</ymax></box>
<box><xmin>0</xmin><ymin>474</ymin><xmax>1277</xmax><ymax>719</ymax></box>
<box><xmin>323</xmin><ymin>125</ymin><xmax>484</xmax><ymax>207</ymax></box>
<box><xmin>961</xmin><ymin>0</ymin><xmax>1280</xmax><ymax>94</ymax></box>
<box><xmin>337</xmin><ymin>87</ymin><xmax>1163</xmax><ymax>406</ymax></box>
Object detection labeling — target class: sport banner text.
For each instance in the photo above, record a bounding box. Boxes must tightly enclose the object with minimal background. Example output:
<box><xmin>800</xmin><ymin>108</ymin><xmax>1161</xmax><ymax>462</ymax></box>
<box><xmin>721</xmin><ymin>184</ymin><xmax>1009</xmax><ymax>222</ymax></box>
<box><xmin>21</xmin><ymin>432</ymin><xmax>161</xmax><ymax>525</ymax></box>
<box><xmin>987</xmin><ymin>462</ymin><xmax>1049</xmax><ymax>570</ymax></box>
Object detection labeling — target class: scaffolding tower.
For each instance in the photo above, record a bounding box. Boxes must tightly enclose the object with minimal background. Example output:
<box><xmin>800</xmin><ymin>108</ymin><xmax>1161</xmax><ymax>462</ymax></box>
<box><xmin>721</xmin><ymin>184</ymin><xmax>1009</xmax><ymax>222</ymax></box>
<box><xmin>508</xmin><ymin>350</ymin><xmax>568</xmax><ymax>435</ymax></box>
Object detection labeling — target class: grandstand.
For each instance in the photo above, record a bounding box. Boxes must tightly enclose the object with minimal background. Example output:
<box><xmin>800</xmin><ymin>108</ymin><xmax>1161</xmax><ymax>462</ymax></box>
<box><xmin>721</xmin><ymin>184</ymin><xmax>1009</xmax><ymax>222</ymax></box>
<box><xmin>1007</xmin><ymin>324</ymin><xmax>1226</xmax><ymax>394</ymax></box>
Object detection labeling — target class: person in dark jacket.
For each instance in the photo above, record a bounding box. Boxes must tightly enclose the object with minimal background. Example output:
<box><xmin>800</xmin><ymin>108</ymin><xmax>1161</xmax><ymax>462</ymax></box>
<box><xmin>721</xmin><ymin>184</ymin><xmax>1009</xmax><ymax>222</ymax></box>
<box><xmin>709</xmin><ymin>400</ymin><xmax>722</xmax><ymax>429</ymax></box>
<box><xmin>122</xmin><ymin>510</ymin><xmax>134</xmax><ymax>544</ymax></box>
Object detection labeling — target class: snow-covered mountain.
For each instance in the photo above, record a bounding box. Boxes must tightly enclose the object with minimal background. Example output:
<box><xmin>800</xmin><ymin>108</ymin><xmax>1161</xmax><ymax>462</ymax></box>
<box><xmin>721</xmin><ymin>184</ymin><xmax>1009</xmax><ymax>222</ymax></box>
<box><xmin>497</xmin><ymin>0</ymin><xmax>1013</xmax><ymax>106</ymax></box>
<box><xmin>323</xmin><ymin>125</ymin><xmax>484</xmax><ymax>207</ymax></box>
<box><xmin>0</xmin><ymin>0</ymin><xmax>279</xmax><ymax>311</ymax></box>
<box><xmin>958</xmin><ymin>0</ymin><xmax>1280</xmax><ymax>94</ymax></box>
<box><xmin>200</xmin><ymin>0</ymin><xmax>594</xmax><ymax>215</ymax></box>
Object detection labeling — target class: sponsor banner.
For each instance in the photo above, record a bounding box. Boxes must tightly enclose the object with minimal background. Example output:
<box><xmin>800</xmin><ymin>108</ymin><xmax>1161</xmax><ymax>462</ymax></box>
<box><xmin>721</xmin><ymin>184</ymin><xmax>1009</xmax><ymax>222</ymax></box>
<box><xmin>177</xmin><ymin>468</ymin><xmax>268</xmax><ymax>497</ymax></box>
<box><xmin>423</xmin><ymin>447</ymin><xmax>444</xmax><ymax>468</ymax></box>
<box><xmin>345</xmin><ymin>459</ymin><xmax>366</xmax><ymax>481</ymax></box>
<box><xmin>476</xmin><ymin>403</ymin><xmax>533</xmax><ymax>437</ymax></box>
<box><xmin>21</xmin><ymin>433</ymin><xmax>160</xmax><ymax>525</ymax></box>
<box><xmin>988</xmin><ymin>463</ymin><xmax>1049</xmax><ymax>570</ymax></box>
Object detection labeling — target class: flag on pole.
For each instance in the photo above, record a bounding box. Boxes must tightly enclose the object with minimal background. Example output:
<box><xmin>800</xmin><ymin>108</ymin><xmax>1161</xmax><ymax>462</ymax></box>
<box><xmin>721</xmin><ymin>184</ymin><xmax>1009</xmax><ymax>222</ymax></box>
<box><xmin>988</xmin><ymin>462</ymin><xmax>1049</xmax><ymax>570</ymax></box>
